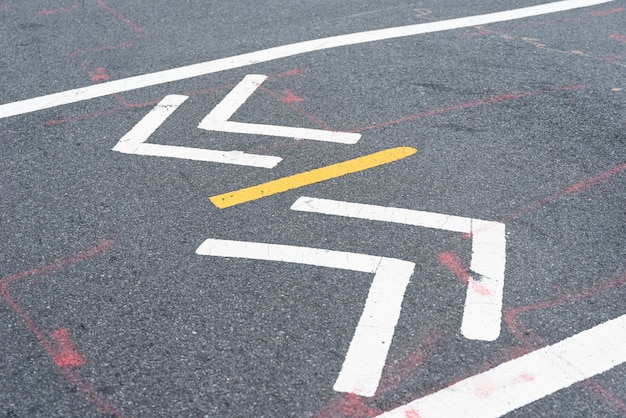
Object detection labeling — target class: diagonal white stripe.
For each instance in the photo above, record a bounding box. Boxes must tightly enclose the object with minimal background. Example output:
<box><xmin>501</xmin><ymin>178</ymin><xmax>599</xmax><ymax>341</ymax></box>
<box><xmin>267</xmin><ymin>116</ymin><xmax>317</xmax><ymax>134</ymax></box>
<box><xmin>0</xmin><ymin>0</ymin><xmax>612</xmax><ymax>119</ymax></box>
<box><xmin>377</xmin><ymin>313</ymin><xmax>626</xmax><ymax>417</ymax></box>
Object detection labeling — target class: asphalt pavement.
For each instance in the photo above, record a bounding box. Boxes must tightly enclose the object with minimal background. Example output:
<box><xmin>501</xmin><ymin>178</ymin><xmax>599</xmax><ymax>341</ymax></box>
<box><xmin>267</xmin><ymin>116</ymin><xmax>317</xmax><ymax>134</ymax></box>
<box><xmin>1</xmin><ymin>1</ymin><xmax>625</xmax><ymax>417</ymax></box>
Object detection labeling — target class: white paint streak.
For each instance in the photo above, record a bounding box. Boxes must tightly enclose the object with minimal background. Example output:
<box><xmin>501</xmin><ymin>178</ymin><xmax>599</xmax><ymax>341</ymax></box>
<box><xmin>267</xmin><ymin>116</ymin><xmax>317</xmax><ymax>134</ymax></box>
<box><xmin>0</xmin><ymin>0</ymin><xmax>612</xmax><ymax>119</ymax></box>
<box><xmin>196</xmin><ymin>238</ymin><xmax>416</xmax><ymax>397</ymax></box>
<box><xmin>112</xmin><ymin>94</ymin><xmax>283</xmax><ymax>168</ymax></box>
<box><xmin>198</xmin><ymin>74</ymin><xmax>361</xmax><ymax>144</ymax></box>
<box><xmin>377</xmin><ymin>313</ymin><xmax>626</xmax><ymax>417</ymax></box>
<box><xmin>290</xmin><ymin>196</ymin><xmax>506</xmax><ymax>341</ymax></box>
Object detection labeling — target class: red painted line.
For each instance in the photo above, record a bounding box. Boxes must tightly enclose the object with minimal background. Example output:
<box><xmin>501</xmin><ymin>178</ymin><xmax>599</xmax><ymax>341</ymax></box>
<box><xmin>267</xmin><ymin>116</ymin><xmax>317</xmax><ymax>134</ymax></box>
<box><xmin>502</xmin><ymin>271</ymin><xmax>626</xmax><ymax>414</ymax></box>
<box><xmin>609</xmin><ymin>34</ymin><xmax>626</xmax><ymax>43</ymax></box>
<box><xmin>44</xmin><ymin>107</ymin><xmax>126</xmax><ymax>126</ymax></box>
<box><xmin>437</xmin><ymin>252</ymin><xmax>492</xmax><ymax>296</ymax></box>
<box><xmin>69</xmin><ymin>43</ymin><xmax>133</xmax><ymax>59</ymax></box>
<box><xmin>0</xmin><ymin>240</ymin><xmax>123</xmax><ymax>417</ymax></box>
<box><xmin>314</xmin><ymin>331</ymin><xmax>442</xmax><ymax>417</ymax></box>
<box><xmin>582</xmin><ymin>379</ymin><xmax>626</xmax><ymax>416</ymax></box>
<box><xmin>88</xmin><ymin>66</ymin><xmax>111</xmax><ymax>83</ymax></box>
<box><xmin>436</xmin><ymin>252</ymin><xmax>470</xmax><ymax>286</ymax></box>
<box><xmin>259</xmin><ymin>85</ymin><xmax>334</xmax><ymax>131</ymax></box>
<box><xmin>602</xmin><ymin>54</ymin><xmax>626</xmax><ymax>61</ymax></box>
<box><xmin>95</xmin><ymin>0</ymin><xmax>144</xmax><ymax>34</ymax></box>
<box><xmin>588</xmin><ymin>7</ymin><xmax>625</xmax><ymax>16</ymax></box>
<box><xmin>38</xmin><ymin>4</ymin><xmax>80</xmax><ymax>16</ymax></box>
<box><xmin>277</xmin><ymin>89</ymin><xmax>305</xmax><ymax>103</ymax></box>
<box><xmin>499</xmin><ymin>161</ymin><xmax>626</xmax><ymax>224</ymax></box>
<box><xmin>347</xmin><ymin>85</ymin><xmax>583</xmax><ymax>133</ymax></box>
<box><xmin>314</xmin><ymin>393</ymin><xmax>380</xmax><ymax>418</ymax></box>
<box><xmin>377</xmin><ymin>331</ymin><xmax>442</xmax><ymax>394</ymax></box>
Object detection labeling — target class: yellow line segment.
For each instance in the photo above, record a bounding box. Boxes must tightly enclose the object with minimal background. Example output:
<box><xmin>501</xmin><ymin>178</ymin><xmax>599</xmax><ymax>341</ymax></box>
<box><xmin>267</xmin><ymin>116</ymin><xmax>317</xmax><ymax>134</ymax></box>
<box><xmin>209</xmin><ymin>146</ymin><xmax>417</xmax><ymax>209</ymax></box>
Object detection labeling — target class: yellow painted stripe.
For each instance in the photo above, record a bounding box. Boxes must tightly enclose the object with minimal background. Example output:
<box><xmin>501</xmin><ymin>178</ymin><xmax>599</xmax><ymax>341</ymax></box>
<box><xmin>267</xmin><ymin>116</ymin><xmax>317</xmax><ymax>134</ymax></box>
<box><xmin>209</xmin><ymin>146</ymin><xmax>417</xmax><ymax>209</ymax></box>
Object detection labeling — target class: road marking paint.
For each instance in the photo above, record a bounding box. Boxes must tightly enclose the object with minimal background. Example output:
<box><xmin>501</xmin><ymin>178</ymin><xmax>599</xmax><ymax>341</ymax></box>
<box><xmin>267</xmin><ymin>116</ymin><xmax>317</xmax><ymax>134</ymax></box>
<box><xmin>376</xmin><ymin>313</ymin><xmax>626</xmax><ymax>417</ymax></box>
<box><xmin>196</xmin><ymin>238</ymin><xmax>415</xmax><ymax>397</ymax></box>
<box><xmin>198</xmin><ymin>74</ymin><xmax>361</xmax><ymax>144</ymax></box>
<box><xmin>209</xmin><ymin>147</ymin><xmax>416</xmax><ymax>208</ymax></box>
<box><xmin>464</xmin><ymin>220</ymin><xmax>506</xmax><ymax>341</ymax></box>
<box><xmin>112</xmin><ymin>94</ymin><xmax>283</xmax><ymax>168</ymax></box>
<box><xmin>113</xmin><ymin>94</ymin><xmax>187</xmax><ymax>147</ymax></box>
<box><xmin>291</xmin><ymin>197</ymin><xmax>506</xmax><ymax>341</ymax></box>
<box><xmin>0</xmin><ymin>0</ymin><xmax>612</xmax><ymax>119</ymax></box>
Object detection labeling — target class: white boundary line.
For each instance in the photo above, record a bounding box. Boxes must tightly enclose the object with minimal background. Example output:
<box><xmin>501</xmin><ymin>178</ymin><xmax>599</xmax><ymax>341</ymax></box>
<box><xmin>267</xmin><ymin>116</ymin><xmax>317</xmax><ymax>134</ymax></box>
<box><xmin>377</xmin><ymin>312</ymin><xmax>626</xmax><ymax>417</ymax></box>
<box><xmin>111</xmin><ymin>94</ymin><xmax>282</xmax><ymax>168</ymax></box>
<box><xmin>291</xmin><ymin>196</ymin><xmax>506</xmax><ymax>341</ymax></box>
<box><xmin>196</xmin><ymin>238</ymin><xmax>415</xmax><ymax>397</ymax></box>
<box><xmin>0</xmin><ymin>0</ymin><xmax>612</xmax><ymax>120</ymax></box>
<box><xmin>198</xmin><ymin>74</ymin><xmax>361</xmax><ymax>144</ymax></box>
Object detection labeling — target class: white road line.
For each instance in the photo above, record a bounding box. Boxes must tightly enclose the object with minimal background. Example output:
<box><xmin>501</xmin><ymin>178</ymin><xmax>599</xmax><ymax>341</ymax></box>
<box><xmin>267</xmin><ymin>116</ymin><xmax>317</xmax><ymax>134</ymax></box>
<box><xmin>0</xmin><ymin>0</ymin><xmax>612</xmax><ymax>120</ymax></box>
<box><xmin>290</xmin><ymin>196</ymin><xmax>506</xmax><ymax>341</ymax></box>
<box><xmin>196</xmin><ymin>238</ymin><xmax>416</xmax><ymax>397</ymax></box>
<box><xmin>112</xmin><ymin>94</ymin><xmax>188</xmax><ymax>147</ymax></box>
<box><xmin>112</xmin><ymin>94</ymin><xmax>283</xmax><ymax>168</ymax></box>
<box><xmin>202</xmin><ymin>74</ymin><xmax>267</xmax><ymax>122</ymax></box>
<box><xmin>464</xmin><ymin>220</ymin><xmax>507</xmax><ymax>341</ymax></box>
<box><xmin>377</xmin><ymin>313</ymin><xmax>626</xmax><ymax>417</ymax></box>
<box><xmin>198</xmin><ymin>74</ymin><xmax>361</xmax><ymax>144</ymax></box>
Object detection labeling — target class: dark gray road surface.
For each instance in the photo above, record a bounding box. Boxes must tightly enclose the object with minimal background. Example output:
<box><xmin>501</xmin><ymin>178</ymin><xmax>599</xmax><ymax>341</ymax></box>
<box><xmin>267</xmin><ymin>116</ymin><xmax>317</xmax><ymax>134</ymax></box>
<box><xmin>1</xmin><ymin>1</ymin><xmax>625</xmax><ymax>416</ymax></box>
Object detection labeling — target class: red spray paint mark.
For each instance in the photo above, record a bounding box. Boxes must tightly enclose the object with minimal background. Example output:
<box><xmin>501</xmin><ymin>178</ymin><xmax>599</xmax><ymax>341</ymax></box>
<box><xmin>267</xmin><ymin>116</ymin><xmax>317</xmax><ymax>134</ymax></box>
<box><xmin>603</xmin><ymin>54</ymin><xmax>626</xmax><ymax>61</ymax></box>
<box><xmin>278</xmin><ymin>89</ymin><xmax>305</xmax><ymax>103</ymax></box>
<box><xmin>88</xmin><ymin>67</ymin><xmax>110</xmax><ymax>83</ymax></box>
<box><xmin>499</xmin><ymin>161</ymin><xmax>626</xmax><ymax>224</ymax></box>
<box><xmin>259</xmin><ymin>85</ymin><xmax>334</xmax><ymax>131</ymax></box>
<box><xmin>44</xmin><ymin>107</ymin><xmax>126</xmax><ymax>126</ymax></box>
<box><xmin>609</xmin><ymin>34</ymin><xmax>626</xmax><ymax>43</ymax></box>
<box><xmin>95</xmin><ymin>0</ymin><xmax>144</xmax><ymax>34</ymax></box>
<box><xmin>582</xmin><ymin>379</ymin><xmax>626</xmax><ymax>416</ymax></box>
<box><xmin>51</xmin><ymin>328</ymin><xmax>85</xmax><ymax>368</ymax></box>
<box><xmin>588</xmin><ymin>7</ymin><xmax>625</xmax><ymax>16</ymax></box>
<box><xmin>315</xmin><ymin>331</ymin><xmax>441</xmax><ymax>418</ymax></box>
<box><xmin>436</xmin><ymin>252</ymin><xmax>470</xmax><ymax>286</ymax></box>
<box><xmin>0</xmin><ymin>240</ymin><xmax>123</xmax><ymax>417</ymax></box>
<box><xmin>404</xmin><ymin>410</ymin><xmax>422</xmax><ymax>418</ymax></box>
<box><xmin>348</xmin><ymin>85</ymin><xmax>583</xmax><ymax>133</ymax></box>
<box><xmin>267</xmin><ymin>68</ymin><xmax>306</xmax><ymax>79</ymax></box>
<box><xmin>0</xmin><ymin>4</ymin><xmax>10</xmax><ymax>11</ymax></box>
<box><xmin>502</xmin><ymin>271</ymin><xmax>626</xmax><ymax>414</ymax></box>
<box><xmin>38</xmin><ymin>4</ymin><xmax>80</xmax><ymax>16</ymax></box>
<box><xmin>436</xmin><ymin>252</ymin><xmax>491</xmax><ymax>296</ymax></box>
<box><xmin>69</xmin><ymin>44</ymin><xmax>131</xmax><ymax>86</ymax></box>
<box><xmin>377</xmin><ymin>331</ymin><xmax>442</xmax><ymax>393</ymax></box>
<box><xmin>314</xmin><ymin>393</ymin><xmax>380</xmax><ymax>418</ymax></box>
<box><xmin>69</xmin><ymin>43</ymin><xmax>133</xmax><ymax>59</ymax></box>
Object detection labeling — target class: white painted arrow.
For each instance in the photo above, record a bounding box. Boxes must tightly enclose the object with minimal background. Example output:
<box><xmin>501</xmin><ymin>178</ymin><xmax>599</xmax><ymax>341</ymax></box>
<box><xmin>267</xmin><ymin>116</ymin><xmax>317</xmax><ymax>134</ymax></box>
<box><xmin>112</xmin><ymin>94</ymin><xmax>282</xmax><ymax>168</ymax></box>
<box><xmin>198</xmin><ymin>74</ymin><xmax>361</xmax><ymax>144</ymax></box>
<box><xmin>291</xmin><ymin>196</ymin><xmax>507</xmax><ymax>341</ymax></box>
<box><xmin>196</xmin><ymin>238</ymin><xmax>415</xmax><ymax>397</ymax></box>
<box><xmin>112</xmin><ymin>75</ymin><xmax>361</xmax><ymax>167</ymax></box>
